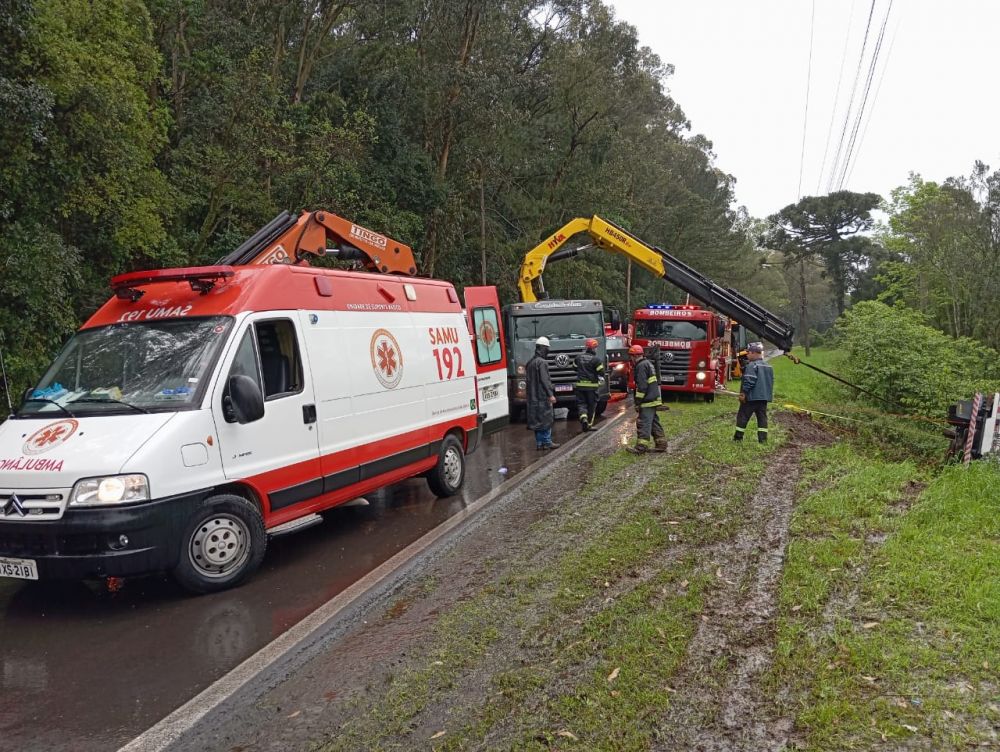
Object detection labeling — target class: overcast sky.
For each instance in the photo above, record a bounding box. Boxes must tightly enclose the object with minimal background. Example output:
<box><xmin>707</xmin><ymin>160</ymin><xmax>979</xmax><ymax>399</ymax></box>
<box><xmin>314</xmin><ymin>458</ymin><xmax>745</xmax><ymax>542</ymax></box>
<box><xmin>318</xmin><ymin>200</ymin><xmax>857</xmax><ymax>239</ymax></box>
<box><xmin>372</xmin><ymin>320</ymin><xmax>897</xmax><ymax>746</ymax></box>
<box><xmin>608</xmin><ymin>0</ymin><xmax>1000</xmax><ymax>219</ymax></box>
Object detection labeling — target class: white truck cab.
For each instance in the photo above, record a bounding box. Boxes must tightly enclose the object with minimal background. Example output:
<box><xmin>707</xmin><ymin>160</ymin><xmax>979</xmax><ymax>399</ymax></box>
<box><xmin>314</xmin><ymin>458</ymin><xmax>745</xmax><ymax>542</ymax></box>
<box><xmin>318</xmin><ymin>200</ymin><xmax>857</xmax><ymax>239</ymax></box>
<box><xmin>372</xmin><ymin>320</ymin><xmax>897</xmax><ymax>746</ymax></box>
<box><xmin>0</xmin><ymin>264</ymin><xmax>505</xmax><ymax>592</ymax></box>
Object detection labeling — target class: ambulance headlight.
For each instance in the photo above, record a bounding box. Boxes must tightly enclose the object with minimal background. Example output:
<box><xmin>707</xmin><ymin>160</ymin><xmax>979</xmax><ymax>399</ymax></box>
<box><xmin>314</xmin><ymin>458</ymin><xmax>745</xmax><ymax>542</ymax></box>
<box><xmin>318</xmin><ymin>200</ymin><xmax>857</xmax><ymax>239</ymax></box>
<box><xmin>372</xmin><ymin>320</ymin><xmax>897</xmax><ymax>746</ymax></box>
<box><xmin>697</xmin><ymin>360</ymin><xmax>707</xmax><ymax>368</ymax></box>
<box><xmin>695</xmin><ymin>371</ymin><xmax>707</xmax><ymax>381</ymax></box>
<box><xmin>70</xmin><ymin>474</ymin><xmax>150</xmax><ymax>506</ymax></box>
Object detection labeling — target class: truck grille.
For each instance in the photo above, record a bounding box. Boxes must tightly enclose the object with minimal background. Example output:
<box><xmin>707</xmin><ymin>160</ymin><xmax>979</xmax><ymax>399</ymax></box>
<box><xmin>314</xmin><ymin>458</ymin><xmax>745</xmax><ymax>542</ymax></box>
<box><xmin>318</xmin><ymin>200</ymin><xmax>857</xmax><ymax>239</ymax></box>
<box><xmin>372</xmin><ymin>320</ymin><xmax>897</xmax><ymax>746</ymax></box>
<box><xmin>547</xmin><ymin>349</ymin><xmax>584</xmax><ymax>384</ymax></box>
<box><xmin>0</xmin><ymin>490</ymin><xmax>68</xmax><ymax>521</ymax></box>
<box><xmin>659</xmin><ymin>350</ymin><xmax>691</xmax><ymax>378</ymax></box>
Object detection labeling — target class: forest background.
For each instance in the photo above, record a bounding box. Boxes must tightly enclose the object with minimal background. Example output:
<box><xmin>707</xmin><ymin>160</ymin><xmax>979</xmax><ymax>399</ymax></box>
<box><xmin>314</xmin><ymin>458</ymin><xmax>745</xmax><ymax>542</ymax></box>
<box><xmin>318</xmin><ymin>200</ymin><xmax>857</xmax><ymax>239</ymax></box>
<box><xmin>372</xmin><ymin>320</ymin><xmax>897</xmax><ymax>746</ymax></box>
<box><xmin>2</xmin><ymin>0</ymin><xmax>999</xmax><ymax>406</ymax></box>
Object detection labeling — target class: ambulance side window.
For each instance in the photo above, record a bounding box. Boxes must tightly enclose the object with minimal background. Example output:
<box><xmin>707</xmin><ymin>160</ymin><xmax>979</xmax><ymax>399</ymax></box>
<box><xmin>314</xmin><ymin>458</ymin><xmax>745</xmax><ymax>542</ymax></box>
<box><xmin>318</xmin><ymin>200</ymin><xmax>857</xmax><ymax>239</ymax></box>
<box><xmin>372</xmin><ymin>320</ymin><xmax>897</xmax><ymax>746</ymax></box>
<box><xmin>254</xmin><ymin>319</ymin><xmax>303</xmax><ymax>399</ymax></box>
<box><xmin>472</xmin><ymin>307</ymin><xmax>502</xmax><ymax>366</ymax></box>
<box><xmin>228</xmin><ymin>330</ymin><xmax>263</xmax><ymax>394</ymax></box>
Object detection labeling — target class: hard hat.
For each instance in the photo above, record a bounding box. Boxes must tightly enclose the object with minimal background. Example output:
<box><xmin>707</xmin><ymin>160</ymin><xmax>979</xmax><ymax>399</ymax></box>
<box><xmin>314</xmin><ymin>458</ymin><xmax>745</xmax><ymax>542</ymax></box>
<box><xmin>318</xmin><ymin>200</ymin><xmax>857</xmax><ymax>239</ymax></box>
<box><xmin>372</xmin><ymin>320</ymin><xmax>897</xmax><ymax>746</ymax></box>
<box><xmin>585</xmin><ymin>338</ymin><xmax>599</xmax><ymax>350</ymax></box>
<box><xmin>536</xmin><ymin>336</ymin><xmax>550</xmax><ymax>347</ymax></box>
<box><xmin>628</xmin><ymin>344</ymin><xmax>644</xmax><ymax>356</ymax></box>
<box><xmin>747</xmin><ymin>342</ymin><xmax>764</xmax><ymax>353</ymax></box>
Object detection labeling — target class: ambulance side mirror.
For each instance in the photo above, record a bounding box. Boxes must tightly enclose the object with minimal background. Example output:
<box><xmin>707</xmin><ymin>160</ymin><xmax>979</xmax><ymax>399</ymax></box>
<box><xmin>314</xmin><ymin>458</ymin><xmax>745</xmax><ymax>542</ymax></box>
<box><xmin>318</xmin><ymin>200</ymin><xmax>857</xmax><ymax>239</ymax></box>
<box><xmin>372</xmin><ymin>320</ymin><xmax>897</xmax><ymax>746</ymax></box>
<box><xmin>226</xmin><ymin>375</ymin><xmax>265</xmax><ymax>424</ymax></box>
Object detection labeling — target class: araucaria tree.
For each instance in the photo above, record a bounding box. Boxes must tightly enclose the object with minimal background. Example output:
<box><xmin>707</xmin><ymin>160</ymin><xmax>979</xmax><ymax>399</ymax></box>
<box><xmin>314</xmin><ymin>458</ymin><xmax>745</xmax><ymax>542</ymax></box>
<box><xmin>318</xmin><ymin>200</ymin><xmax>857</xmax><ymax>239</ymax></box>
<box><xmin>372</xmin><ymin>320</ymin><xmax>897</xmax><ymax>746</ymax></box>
<box><xmin>768</xmin><ymin>191</ymin><xmax>882</xmax><ymax>314</ymax></box>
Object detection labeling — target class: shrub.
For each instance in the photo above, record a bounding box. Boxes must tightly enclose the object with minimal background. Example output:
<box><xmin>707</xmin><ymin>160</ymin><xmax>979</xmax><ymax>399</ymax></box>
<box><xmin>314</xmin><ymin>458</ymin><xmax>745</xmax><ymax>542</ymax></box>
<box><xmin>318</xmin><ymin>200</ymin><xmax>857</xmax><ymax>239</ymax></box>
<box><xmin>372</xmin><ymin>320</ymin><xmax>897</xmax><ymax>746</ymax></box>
<box><xmin>836</xmin><ymin>301</ymin><xmax>1000</xmax><ymax>412</ymax></box>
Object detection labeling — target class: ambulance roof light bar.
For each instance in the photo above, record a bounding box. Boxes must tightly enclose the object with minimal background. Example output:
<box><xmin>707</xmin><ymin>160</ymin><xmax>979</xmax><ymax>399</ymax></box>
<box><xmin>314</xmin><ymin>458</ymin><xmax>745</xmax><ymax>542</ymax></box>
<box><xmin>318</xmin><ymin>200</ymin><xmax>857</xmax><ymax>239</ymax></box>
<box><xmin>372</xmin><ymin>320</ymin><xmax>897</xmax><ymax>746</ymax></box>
<box><xmin>111</xmin><ymin>266</ymin><xmax>236</xmax><ymax>302</ymax></box>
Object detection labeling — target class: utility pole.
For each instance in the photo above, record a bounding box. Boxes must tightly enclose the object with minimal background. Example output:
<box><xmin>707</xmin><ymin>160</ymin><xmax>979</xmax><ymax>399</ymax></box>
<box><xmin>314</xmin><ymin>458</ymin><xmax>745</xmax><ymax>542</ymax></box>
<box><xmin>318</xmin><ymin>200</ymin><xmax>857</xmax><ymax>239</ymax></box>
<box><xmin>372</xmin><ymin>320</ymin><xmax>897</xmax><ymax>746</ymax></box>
<box><xmin>626</xmin><ymin>260</ymin><xmax>632</xmax><ymax>313</ymax></box>
<box><xmin>799</xmin><ymin>257</ymin><xmax>811</xmax><ymax>356</ymax></box>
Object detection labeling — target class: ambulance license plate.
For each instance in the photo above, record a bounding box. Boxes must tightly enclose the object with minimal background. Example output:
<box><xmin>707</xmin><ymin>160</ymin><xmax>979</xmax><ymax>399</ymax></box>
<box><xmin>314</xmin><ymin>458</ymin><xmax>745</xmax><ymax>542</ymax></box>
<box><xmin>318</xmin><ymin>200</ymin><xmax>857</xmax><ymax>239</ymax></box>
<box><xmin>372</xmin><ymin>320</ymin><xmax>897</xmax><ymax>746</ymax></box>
<box><xmin>0</xmin><ymin>557</ymin><xmax>38</xmax><ymax>581</ymax></box>
<box><xmin>554</xmin><ymin>385</ymin><xmax>574</xmax><ymax>392</ymax></box>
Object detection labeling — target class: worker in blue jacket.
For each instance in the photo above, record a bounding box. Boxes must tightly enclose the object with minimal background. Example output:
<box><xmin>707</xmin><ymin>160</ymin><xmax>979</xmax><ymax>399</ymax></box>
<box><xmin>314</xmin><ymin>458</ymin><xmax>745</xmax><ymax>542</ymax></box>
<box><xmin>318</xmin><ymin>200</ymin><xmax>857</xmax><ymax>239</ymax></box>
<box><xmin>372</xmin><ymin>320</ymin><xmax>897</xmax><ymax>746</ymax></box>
<box><xmin>734</xmin><ymin>342</ymin><xmax>774</xmax><ymax>443</ymax></box>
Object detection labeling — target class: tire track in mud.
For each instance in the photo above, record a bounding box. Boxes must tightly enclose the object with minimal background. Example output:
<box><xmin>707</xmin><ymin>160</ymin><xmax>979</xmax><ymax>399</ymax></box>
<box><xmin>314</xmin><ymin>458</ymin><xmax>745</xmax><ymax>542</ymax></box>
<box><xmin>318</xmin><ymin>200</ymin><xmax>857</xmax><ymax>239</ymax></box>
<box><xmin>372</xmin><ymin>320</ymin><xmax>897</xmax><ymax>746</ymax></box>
<box><xmin>655</xmin><ymin>415</ymin><xmax>833</xmax><ymax>752</ymax></box>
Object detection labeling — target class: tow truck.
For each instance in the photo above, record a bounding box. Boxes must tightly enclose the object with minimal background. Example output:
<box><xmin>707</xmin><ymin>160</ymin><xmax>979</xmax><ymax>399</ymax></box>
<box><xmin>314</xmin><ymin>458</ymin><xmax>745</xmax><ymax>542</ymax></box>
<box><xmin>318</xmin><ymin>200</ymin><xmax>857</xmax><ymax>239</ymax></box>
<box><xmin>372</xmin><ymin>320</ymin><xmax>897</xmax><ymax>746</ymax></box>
<box><xmin>507</xmin><ymin>232</ymin><xmax>622</xmax><ymax>420</ymax></box>
<box><xmin>517</xmin><ymin>215</ymin><xmax>794</xmax><ymax>396</ymax></box>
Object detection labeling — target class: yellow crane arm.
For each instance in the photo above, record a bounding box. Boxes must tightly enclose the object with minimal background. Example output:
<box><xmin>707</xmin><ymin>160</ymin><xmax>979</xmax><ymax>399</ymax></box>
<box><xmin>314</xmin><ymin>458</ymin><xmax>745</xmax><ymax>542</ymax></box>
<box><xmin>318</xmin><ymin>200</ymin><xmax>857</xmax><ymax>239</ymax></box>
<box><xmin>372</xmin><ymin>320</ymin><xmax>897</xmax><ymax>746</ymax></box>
<box><xmin>517</xmin><ymin>215</ymin><xmax>667</xmax><ymax>302</ymax></box>
<box><xmin>517</xmin><ymin>214</ymin><xmax>796</xmax><ymax>351</ymax></box>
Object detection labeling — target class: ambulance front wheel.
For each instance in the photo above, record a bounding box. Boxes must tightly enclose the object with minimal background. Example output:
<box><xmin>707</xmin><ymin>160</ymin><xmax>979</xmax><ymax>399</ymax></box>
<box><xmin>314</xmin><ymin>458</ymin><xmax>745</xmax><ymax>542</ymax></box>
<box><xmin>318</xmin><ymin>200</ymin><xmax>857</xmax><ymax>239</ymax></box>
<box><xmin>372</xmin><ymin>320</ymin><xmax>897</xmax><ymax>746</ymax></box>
<box><xmin>427</xmin><ymin>434</ymin><xmax>466</xmax><ymax>497</ymax></box>
<box><xmin>173</xmin><ymin>495</ymin><xmax>267</xmax><ymax>594</ymax></box>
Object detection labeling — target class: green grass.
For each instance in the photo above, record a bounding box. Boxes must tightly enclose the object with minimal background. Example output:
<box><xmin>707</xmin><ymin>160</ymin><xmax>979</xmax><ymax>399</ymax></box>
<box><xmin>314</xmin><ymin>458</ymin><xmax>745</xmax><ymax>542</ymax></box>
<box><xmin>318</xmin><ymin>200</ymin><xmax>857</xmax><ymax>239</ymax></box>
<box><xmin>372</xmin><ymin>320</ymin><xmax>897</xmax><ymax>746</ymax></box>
<box><xmin>321</xmin><ymin>398</ymin><xmax>786</xmax><ymax>751</ymax></box>
<box><xmin>768</xmin><ymin>417</ymin><xmax>1000</xmax><ymax>749</ymax></box>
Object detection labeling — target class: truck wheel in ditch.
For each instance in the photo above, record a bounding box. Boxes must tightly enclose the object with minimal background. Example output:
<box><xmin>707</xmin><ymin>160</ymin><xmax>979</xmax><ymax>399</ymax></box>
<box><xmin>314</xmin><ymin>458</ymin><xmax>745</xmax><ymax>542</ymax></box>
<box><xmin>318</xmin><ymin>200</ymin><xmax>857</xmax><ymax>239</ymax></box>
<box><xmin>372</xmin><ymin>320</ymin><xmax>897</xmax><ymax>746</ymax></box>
<box><xmin>173</xmin><ymin>495</ymin><xmax>266</xmax><ymax>594</ymax></box>
<box><xmin>427</xmin><ymin>434</ymin><xmax>466</xmax><ymax>498</ymax></box>
<box><xmin>595</xmin><ymin>398</ymin><xmax>608</xmax><ymax>417</ymax></box>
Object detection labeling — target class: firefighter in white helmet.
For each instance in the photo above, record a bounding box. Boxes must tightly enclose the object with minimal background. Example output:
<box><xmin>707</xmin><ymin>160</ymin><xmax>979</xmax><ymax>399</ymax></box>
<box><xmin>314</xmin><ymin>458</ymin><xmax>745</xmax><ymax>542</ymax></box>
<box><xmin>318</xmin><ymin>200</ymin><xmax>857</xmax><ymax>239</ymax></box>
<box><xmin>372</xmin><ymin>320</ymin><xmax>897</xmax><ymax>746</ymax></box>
<box><xmin>526</xmin><ymin>336</ymin><xmax>559</xmax><ymax>450</ymax></box>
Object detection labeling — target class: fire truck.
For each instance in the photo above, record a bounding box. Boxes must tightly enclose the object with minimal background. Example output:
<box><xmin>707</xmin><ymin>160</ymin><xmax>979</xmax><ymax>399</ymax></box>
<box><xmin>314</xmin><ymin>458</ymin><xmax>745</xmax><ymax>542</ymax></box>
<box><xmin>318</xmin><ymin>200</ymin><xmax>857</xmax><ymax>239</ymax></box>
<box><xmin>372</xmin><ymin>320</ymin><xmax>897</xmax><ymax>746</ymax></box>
<box><xmin>516</xmin><ymin>214</ymin><xmax>794</xmax><ymax>398</ymax></box>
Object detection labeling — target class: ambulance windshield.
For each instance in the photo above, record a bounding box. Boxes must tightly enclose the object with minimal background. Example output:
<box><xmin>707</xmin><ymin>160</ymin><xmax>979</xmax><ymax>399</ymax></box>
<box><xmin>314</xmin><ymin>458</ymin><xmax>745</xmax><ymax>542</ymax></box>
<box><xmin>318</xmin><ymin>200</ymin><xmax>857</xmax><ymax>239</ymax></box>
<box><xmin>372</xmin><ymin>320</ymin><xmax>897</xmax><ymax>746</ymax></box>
<box><xmin>19</xmin><ymin>317</ymin><xmax>234</xmax><ymax>416</ymax></box>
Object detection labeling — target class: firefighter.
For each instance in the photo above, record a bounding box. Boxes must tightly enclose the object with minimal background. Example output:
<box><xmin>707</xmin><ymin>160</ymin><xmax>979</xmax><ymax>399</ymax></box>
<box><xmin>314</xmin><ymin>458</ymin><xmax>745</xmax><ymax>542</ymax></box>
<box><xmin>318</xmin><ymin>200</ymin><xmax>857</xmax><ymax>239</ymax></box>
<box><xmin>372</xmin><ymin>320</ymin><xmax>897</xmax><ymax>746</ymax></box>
<box><xmin>574</xmin><ymin>337</ymin><xmax>604</xmax><ymax>432</ymax></box>
<box><xmin>734</xmin><ymin>341</ymin><xmax>774</xmax><ymax>443</ymax></box>
<box><xmin>526</xmin><ymin>336</ymin><xmax>559</xmax><ymax>450</ymax></box>
<box><xmin>627</xmin><ymin>344</ymin><xmax>667</xmax><ymax>453</ymax></box>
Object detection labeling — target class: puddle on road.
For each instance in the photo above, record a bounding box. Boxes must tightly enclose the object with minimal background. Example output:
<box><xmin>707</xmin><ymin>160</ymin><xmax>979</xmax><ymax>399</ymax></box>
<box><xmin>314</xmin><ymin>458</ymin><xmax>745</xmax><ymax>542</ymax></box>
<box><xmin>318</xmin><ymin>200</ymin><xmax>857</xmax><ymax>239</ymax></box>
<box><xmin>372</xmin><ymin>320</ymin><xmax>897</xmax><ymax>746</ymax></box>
<box><xmin>0</xmin><ymin>403</ymin><xmax>625</xmax><ymax>752</ymax></box>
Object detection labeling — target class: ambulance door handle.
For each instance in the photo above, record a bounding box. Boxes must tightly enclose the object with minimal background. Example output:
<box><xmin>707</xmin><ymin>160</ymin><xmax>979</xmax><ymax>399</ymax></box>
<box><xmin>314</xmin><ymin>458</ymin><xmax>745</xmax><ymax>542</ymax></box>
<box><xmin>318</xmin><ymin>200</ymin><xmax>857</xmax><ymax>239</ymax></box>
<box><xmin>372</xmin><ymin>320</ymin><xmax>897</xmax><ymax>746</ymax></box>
<box><xmin>302</xmin><ymin>404</ymin><xmax>317</xmax><ymax>424</ymax></box>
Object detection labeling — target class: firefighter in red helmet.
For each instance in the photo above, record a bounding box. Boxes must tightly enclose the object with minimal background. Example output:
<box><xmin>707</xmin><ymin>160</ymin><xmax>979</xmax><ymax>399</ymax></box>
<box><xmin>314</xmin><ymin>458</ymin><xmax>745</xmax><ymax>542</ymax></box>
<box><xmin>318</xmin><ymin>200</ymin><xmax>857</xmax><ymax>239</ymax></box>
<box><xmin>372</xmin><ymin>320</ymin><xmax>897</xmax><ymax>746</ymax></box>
<box><xmin>628</xmin><ymin>344</ymin><xmax>667</xmax><ymax>453</ymax></box>
<box><xmin>574</xmin><ymin>337</ymin><xmax>604</xmax><ymax>432</ymax></box>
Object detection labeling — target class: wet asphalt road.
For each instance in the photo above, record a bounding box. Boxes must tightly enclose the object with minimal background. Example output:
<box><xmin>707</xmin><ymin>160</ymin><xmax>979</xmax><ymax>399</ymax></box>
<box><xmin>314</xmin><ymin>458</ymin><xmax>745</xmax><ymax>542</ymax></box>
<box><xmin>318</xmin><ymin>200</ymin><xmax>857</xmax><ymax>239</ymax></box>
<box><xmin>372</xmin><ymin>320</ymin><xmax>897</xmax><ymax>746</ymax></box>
<box><xmin>0</xmin><ymin>400</ymin><xmax>626</xmax><ymax>752</ymax></box>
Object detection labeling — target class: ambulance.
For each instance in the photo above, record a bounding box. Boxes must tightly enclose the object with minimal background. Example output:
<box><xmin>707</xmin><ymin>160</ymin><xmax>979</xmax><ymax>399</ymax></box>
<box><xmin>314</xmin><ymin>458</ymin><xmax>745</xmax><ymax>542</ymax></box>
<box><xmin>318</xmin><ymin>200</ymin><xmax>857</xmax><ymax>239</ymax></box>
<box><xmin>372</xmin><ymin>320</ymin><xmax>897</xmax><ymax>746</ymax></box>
<box><xmin>0</xmin><ymin>261</ymin><xmax>505</xmax><ymax>593</ymax></box>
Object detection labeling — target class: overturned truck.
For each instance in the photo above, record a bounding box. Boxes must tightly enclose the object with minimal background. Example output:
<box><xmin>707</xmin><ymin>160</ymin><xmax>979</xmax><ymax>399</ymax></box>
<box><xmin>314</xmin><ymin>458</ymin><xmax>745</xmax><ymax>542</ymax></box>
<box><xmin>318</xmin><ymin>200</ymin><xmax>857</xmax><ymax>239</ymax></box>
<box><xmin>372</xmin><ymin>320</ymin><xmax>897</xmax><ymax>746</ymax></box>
<box><xmin>946</xmin><ymin>392</ymin><xmax>1000</xmax><ymax>463</ymax></box>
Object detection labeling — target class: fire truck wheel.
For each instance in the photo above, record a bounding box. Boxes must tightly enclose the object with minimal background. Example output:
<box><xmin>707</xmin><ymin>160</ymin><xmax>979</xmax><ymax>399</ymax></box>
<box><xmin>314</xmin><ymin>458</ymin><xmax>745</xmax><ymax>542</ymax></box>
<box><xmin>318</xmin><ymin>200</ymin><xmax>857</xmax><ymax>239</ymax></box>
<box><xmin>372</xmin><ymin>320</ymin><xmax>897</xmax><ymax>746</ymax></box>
<box><xmin>173</xmin><ymin>495</ymin><xmax>267</xmax><ymax>594</ymax></box>
<box><xmin>427</xmin><ymin>434</ymin><xmax>466</xmax><ymax>498</ymax></box>
<box><xmin>704</xmin><ymin>393</ymin><xmax>715</xmax><ymax>403</ymax></box>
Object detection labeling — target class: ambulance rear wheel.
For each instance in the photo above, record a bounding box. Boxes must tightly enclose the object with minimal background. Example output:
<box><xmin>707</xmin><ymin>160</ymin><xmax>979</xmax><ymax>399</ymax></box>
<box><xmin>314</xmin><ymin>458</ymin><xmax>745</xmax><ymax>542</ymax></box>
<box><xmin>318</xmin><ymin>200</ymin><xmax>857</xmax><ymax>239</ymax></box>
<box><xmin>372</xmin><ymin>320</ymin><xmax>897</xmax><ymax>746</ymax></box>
<box><xmin>427</xmin><ymin>434</ymin><xmax>466</xmax><ymax>498</ymax></box>
<box><xmin>173</xmin><ymin>495</ymin><xmax>266</xmax><ymax>594</ymax></box>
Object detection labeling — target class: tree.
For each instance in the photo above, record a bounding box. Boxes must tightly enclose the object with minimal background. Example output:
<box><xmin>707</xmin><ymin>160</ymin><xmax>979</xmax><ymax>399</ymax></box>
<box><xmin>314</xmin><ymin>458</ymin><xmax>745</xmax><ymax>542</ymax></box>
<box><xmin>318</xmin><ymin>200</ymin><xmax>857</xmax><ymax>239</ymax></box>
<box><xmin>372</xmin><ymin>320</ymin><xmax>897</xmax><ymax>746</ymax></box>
<box><xmin>768</xmin><ymin>191</ymin><xmax>882</xmax><ymax>315</ymax></box>
<box><xmin>880</xmin><ymin>167</ymin><xmax>1000</xmax><ymax>350</ymax></box>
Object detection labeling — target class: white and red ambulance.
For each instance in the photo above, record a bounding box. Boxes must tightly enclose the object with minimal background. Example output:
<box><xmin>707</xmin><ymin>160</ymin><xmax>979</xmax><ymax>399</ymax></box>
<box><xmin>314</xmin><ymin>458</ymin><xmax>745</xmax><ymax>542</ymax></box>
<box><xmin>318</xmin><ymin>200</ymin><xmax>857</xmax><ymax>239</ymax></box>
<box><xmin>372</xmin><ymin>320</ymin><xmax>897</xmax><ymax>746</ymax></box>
<box><xmin>0</xmin><ymin>263</ymin><xmax>505</xmax><ymax>592</ymax></box>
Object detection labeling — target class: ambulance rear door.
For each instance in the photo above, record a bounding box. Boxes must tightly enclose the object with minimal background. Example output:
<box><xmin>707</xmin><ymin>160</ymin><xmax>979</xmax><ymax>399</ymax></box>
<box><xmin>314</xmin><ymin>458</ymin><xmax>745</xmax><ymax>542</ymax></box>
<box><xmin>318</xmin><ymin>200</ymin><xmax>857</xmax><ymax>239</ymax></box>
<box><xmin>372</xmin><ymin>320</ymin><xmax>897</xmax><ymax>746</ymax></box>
<box><xmin>464</xmin><ymin>286</ymin><xmax>509</xmax><ymax>433</ymax></box>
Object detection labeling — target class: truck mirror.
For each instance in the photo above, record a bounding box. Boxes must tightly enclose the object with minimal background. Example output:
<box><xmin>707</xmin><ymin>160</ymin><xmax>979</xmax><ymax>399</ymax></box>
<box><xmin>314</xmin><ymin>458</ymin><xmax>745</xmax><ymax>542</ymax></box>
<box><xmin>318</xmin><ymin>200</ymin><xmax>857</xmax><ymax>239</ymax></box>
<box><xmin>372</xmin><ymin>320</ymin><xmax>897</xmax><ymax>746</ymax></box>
<box><xmin>609</xmin><ymin>308</ymin><xmax>622</xmax><ymax>332</ymax></box>
<box><xmin>227</xmin><ymin>375</ymin><xmax>265</xmax><ymax>424</ymax></box>
<box><xmin>21</xmin><ymin>387</ymin><xmax>34</xmax><ymax>404</ymax></box>
<box><xmin>716</xmin><ymin>320</ymin><xmax>726</xmax><ymax>338</ymax></box>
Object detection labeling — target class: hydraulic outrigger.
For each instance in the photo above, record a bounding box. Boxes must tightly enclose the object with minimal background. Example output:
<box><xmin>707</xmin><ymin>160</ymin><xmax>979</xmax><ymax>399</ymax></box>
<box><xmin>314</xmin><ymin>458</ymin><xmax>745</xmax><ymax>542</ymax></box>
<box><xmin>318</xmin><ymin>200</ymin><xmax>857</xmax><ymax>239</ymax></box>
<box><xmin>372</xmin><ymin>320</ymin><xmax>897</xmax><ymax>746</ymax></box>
<box><xmin>518</xmin><ymin>214</ymin><xmax>795</xmax><ymax>352</ymax></box>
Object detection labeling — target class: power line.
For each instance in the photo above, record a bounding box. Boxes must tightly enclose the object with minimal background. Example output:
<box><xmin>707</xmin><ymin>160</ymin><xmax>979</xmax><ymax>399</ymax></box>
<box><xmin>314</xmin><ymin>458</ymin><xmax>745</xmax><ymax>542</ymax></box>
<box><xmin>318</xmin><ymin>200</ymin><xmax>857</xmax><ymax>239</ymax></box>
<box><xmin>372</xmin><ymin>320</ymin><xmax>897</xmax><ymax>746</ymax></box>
<box><xmin>837</xmin><ymin>0</ymin><xmax>894</xmax><ymax>190</ymax></box>
<box><xmin>815</xmin><ymin>0</ymin><xmax>857</xmax><ymax>195</ymax></box>
<box><xmin>797</xmin><ymin>0</ymin><xmax>817</xmax><ymax>199</ymax></box>
<box><xmin>845</xmin><ymin>6</ymin><xmax>902</xmax><ymax>187</ymax></box>
<box><xmin>826</xmin><ymin>0</ymin><xmax>878</xmax><ymax>194</ymax></box>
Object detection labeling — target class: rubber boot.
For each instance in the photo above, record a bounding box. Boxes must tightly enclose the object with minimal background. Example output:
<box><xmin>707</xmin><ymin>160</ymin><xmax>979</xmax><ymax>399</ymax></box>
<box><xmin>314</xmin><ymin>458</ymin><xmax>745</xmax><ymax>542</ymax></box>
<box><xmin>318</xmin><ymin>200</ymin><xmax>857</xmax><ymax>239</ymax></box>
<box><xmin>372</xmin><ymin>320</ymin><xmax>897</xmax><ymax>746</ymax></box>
<box><xmin>653</xmin><ymin>440</ymin><xmax>668</xmax><ymax>453</ymax></box>
<box><xmin>579</xmin><ymin>416</ymin><xmax>590</xmax><ymax>433</ymax></box>
<box><xmin>626</xmin><ymin>443</ymin><xmax>649</xmax><ymax>455</ymax></box>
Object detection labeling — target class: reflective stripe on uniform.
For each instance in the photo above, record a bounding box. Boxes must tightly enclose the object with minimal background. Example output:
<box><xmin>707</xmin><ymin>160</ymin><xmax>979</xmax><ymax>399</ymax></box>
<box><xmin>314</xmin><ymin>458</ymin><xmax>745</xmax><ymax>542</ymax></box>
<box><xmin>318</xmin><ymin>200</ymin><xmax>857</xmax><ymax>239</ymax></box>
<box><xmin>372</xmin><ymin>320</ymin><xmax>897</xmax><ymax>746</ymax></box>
<box><xmin>734</xmin><ymin>426</ymin><xmax>746</xmax><ymax>434</ymax></box>
<box><xmin>575</xmin><ymin>381</ymin><xmax>599</xmax><ymax>388</ymax></box>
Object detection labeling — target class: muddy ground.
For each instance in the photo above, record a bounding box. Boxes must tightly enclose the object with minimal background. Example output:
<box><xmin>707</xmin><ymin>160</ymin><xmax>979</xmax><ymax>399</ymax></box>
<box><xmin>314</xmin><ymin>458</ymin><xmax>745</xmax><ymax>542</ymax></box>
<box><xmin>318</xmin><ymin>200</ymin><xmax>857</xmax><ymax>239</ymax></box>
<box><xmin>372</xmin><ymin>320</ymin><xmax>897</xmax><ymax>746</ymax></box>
<box><xmin>175</xmin><ymin>410</ymin><xmax>835</xmax><ymax>751</ymax></box>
